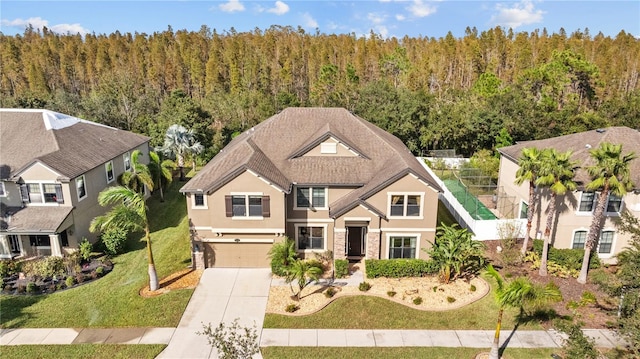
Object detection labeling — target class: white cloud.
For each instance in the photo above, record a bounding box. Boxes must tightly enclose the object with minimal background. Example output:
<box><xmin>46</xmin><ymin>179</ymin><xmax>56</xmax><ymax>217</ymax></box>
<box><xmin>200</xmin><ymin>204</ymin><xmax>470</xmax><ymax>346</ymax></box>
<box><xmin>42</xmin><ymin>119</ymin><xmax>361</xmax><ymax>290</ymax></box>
<box><xmin>407</xmin><ymin>0</ymin><xmax>437</xmax><ymax>18</ymax></box>
<box><xmin>302</xmin><ymin>12</ymin><xmax>318</xmax><ymax>28</ymax></box>
<box><xmin>491</xmin><ymin>0</ymin><xmax>544</xmax><ymax>28</ymax></box>
<box><xmin>267</xmin><ymin>1</ymin><xmax>289</xmax><ymax>15</ymax></box>
<box><xmin>395</xmin><ymin>14</ymin><xmax>406</xmax><ymax>21</ymax></box>
<box><xmin>367</xmin><ymin>12</ymin><xmax>387</xmax><ymax>25</ymax></box>
<box><xmin>219</xmin><ymin>0</ymin><xmax>245</xmax><ymax>13</ymax></box>
<box><xmin>1</xmin><ymin>17</ymin><xmax>89</xmax><ymax>35</ymax></box>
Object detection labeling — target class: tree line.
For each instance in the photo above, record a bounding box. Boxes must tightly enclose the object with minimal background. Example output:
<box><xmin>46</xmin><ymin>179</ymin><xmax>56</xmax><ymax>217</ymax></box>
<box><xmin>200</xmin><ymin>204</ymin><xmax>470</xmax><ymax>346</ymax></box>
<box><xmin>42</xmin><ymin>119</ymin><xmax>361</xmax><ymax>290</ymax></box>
<box><xmin>1</xmin><ymin>25</ymin><xmax>639</xmax><ymax>160</ymax></box>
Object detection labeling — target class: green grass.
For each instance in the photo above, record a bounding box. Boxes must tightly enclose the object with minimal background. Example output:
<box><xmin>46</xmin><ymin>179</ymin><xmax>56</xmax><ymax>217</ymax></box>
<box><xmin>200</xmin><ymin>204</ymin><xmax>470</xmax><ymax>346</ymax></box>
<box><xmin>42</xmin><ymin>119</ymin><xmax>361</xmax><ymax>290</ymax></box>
<box><xmin>0</xmin><ymin>181</ymin><xmax>193</xmax><ymax>328</ymax></box>
<box><xmin>261</xmin><ymin>347</ymin><xmax>557</xmax><ymax>359</ymax></box>
<box><xmin>0</xmin><ymin>344</ymin><xmax>165</xmax><ymax>359</ymax></box>
<box><xmin>264</xmin><ymin>282</ymin><xmax>544</xmax><ymax>330</ymax></box>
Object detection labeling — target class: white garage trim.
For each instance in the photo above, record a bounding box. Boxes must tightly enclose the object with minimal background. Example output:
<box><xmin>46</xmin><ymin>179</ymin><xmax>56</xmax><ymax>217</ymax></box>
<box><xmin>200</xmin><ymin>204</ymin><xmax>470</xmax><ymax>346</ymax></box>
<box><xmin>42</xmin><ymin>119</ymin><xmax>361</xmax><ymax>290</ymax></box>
<box><xmin>202</xmin><ymin>238</ymin><xmax>275</xmax><ymax>244</ymax></box>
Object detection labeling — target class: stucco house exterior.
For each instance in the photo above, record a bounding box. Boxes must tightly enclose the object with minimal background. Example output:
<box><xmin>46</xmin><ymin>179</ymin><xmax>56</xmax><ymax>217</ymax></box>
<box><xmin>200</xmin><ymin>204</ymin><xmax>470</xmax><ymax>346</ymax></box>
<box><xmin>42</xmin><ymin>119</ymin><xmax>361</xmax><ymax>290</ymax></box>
<box><xmin>497</xmin><ymin>126</ymin><xmax>640</xmax><ymax>263</ymax></box>
<box><xmin>181</xmin><ymin>107</ymin><xmax>443</xmax><ymax>268</ymax></box>
<box><xmin>0</xmin><ymin>109</ymin><xmax>150</xmax><ymax>259</ymax></box>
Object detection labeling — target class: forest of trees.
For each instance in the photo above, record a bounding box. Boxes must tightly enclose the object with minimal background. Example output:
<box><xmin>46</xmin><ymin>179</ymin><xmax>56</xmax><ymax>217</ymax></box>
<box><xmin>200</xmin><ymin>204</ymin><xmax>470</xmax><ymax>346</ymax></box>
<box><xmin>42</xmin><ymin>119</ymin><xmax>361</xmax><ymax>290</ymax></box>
<box><xmin>1</xmin><ymin>25</ymin><xmax>639</xmax><ymax>161</ymax></box>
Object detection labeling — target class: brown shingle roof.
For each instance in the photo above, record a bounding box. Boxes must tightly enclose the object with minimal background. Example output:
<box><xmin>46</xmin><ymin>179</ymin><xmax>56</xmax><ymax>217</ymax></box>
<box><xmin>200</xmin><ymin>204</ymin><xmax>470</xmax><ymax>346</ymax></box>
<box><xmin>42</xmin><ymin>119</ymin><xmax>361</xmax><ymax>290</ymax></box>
<box><xmin>181</xmin><ymin>107</ymin><xmax>442</xmax><ymax>216</ymax></box>
<box><xmin>498</xmin><ymin>126</ymin><xmax>640</xmax><ymax>189</ymax></box>
<box><xmin>0</xmin><ymin>109</ymin><xmax>149</xmax><ymax>180</ymax></box>
<box><xmin>1</xmin><ymin>205</ymin><xmax>73</xmax><ymax>233</ymax></box>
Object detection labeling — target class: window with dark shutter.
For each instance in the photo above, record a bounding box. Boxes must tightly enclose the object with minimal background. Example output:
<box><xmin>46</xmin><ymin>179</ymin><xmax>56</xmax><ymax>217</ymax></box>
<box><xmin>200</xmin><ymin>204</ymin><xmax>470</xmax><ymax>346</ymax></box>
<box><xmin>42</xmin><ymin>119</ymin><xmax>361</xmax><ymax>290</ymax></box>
<box><xmin>225</xmin><ymin>195</ymin><xmax>233</xmax><ymax>217</ymax></box>
<box><xmin>262</xmin><ymin>196</ymin><xmax>270</xmax><ymax>217</ymax></box>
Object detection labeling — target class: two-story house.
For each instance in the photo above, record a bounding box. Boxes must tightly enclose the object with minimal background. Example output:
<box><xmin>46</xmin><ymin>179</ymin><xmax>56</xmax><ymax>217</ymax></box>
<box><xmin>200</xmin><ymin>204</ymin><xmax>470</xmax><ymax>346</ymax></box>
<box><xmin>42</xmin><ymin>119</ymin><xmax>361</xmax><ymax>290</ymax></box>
<box><xmin>497</xmin><ymin>126</ymin><xmax>640</xmax><ymax>263</ymax></box>
<box><xmin>0</xmin><ymin>109</ymin><xmax>150</xmax><ymax>258</ymax></box>
<box><xmin>181</xmin><ymin>107</ymin><xmax>442</xmax><ymax>268</ymax></box>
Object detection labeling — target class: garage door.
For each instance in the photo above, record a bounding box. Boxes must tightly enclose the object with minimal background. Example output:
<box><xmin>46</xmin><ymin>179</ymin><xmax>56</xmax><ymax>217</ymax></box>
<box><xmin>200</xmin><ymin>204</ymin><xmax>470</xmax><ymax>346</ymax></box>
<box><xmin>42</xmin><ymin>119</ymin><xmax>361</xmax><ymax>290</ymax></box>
<box><xmin>204</xmin><ymin>242</ymin><xmax>271</xmax><ymax>267</ymax></box>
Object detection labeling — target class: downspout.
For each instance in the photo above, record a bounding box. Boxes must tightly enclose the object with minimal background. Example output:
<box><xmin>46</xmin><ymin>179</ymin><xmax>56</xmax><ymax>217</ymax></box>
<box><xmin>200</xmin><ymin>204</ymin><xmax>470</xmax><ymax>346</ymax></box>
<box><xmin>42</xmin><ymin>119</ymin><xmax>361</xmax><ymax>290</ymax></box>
<box><xmin>378</xmin><ymin>216</ymin><xmax>382</xmax><ymax>259</ymax></box>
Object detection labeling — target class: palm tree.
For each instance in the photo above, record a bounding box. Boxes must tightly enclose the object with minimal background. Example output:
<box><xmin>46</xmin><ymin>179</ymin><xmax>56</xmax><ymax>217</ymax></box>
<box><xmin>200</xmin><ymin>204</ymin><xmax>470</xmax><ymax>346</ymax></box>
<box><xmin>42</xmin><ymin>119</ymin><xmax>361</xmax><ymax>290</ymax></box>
<box><xmin>485</xmin><ymin>264</ymin><xmax>563</xmax><ymax>359</ymax></box>
<box><xmin>428</xmin><ymin>223</ymin><xmax>486</xmax><ymax>284</ymax></box>
<box><xmin>285</xmin><ymin>259</ymin><xmax>324</xmax><ymax>300</ymax></box>
<box><xmin>160</xmin><ymin>124</ymin><xmax>204</xmax><ymax>181</ymax></box>
<box><xmin>148</xmin><ymin>151</ymin><xmax>176</xmax><ymax>202</ymax></box>
<box><xmin>577</xmin><ymin>143</ymin><xmax>636</xmax><ymax>284</ymax></box>
<box><xmin>119</xmin><ymin>149</ymin><xmax>153</xmax><ymax>194</ymax></box>
<box><xmin>267</xmin><ymin>237</ymin><xmax>297</xmax><ymax>277</ymax></box>
<box><xmin>90</xmin><ymin>186</ymin><xmax>159</xmax><ymax>291</ymax></box>
<box><xmin>535</xmin><ymin>149</ymin><xmax>577</xmax><ymax>276</ymax></box>
<box><xmin>515</xmin><ymin>147</ymin><xmax>543</xmax><ymax>255</ymax></box>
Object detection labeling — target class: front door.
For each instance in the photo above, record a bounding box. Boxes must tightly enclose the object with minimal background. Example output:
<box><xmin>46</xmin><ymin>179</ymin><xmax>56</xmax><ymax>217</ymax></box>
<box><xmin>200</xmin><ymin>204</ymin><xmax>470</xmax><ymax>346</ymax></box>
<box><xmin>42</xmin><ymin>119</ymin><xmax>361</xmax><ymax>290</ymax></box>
<box><xmin>347</xmin><ymin>226</ymin><xmax>366</xmax><ymax>256</ymax></box>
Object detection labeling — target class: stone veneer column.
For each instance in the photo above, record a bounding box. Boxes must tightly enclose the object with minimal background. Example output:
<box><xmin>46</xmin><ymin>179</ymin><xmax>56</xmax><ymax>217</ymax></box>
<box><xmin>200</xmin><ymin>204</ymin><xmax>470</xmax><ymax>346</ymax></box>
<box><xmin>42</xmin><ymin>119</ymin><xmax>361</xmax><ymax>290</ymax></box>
<box><xmin>333</xmin><ymin>230</ymin><xmax>346</xmax><ymax>259</ymax></box>
<box><xmin>366</xmin><ymin>231</ymin><xmax>381</xmax><ymax>259</ymax></box>
<box><xmin>192</xmin><ymin>242</ymin><xmax>205</xmax><ymax>270</ymax></box>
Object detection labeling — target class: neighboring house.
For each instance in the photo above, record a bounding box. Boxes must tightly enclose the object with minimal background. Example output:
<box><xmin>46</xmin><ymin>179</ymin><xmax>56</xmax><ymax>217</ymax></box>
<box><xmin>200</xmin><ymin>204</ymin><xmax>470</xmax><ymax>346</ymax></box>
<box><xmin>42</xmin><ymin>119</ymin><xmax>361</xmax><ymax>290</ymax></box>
<box><xmin>181</xmin><ymin>107</ymin><xmax>443</xmax><ymax>268</ymax></box>
<box><xmin>497</xmin><ymin>127</ymin><xmax>640</xmax><ymax>263</ymax></box>
<box><xmin>0</xmin><ymin>109</ymin><xmax>150</xmax><ymax>259</ymax></box>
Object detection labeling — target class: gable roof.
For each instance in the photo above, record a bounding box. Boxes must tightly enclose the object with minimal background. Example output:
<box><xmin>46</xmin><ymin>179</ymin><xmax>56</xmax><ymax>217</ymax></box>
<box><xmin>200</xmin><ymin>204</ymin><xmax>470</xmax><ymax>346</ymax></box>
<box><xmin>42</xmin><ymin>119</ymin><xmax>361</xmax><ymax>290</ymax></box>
<box><xmin>181</xmin><ymin>107</ymin><xmax>442</xmax><ymax>216</ymax></box>
<box><xmin>0</xmin><ymin>109</ymin><xmax>150</xmax><ymax>181</ymax></box>
<box><xmin>498</xmin><ymin>126</ymin><xmax>640</xmax><ymax>189</ymax></box>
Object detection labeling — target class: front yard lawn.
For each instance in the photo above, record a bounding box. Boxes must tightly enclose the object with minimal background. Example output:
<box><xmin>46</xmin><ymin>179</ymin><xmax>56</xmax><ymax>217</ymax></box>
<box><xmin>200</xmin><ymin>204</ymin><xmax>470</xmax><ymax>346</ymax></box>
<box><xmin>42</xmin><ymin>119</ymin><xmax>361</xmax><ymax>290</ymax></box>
<box><xmin>0</xmin><ymin>182</ymin><xmax>193</xmax><ymax>328</ymax></box>
<box><xmin>0</xmin><ymin>344</ymin><xmax>165</xmax><ymax>359</ymax></box>
<box><xmin>261</xmin><ymin>347</ymin><xmax>556</xmax><ymax>358</ymax></box>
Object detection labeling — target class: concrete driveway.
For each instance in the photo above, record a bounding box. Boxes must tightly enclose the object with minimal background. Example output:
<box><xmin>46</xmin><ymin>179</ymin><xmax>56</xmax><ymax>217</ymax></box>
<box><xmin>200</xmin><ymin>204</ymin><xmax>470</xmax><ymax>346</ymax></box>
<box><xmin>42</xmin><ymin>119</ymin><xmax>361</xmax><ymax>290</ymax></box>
<box><xmin>158</xmin><ymin>268</ymin><xmax>272</xmax><ymax>359</ymax></box>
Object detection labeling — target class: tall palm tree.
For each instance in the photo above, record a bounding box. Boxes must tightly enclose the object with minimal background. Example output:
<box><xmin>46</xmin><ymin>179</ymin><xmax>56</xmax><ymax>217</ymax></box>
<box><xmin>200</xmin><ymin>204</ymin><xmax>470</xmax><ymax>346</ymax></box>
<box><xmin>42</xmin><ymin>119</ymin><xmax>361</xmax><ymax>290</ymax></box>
<box><xmin>160</xmin><ymin>124</ymin><xmax>204</xmax><ymax>181</ymax></box>
<box><xmin>535</xmin><ymin>149</ymin><xmax>577</xmax><ymax>276</ymax></box>
<box><xmin>119</xmin><ymin>149</ymin><xmax>154</xmax><ymax>194</ymax></box>
<box><xmin>90</xmin><ymin>186</ymin><xmax>159</xmax><ymax>291</ymax></box>
<box><xmin>148</xmin><ymin>151</ymin><xmax>176</xmax><ymax>202</ymax></box>
<box><xmin>514</xmin><ymin>147</ymin><xmax>543</xmax><ymax>255</ymax></box>
<box><xmin>577</xmin><ymin>143</ymin><xmax>636</xmax><ymax>284</ymax></box>
<box><xmin>485</xmin><ymin>265</ymin><xmax>562</xmax><ymax>359</ymax></box>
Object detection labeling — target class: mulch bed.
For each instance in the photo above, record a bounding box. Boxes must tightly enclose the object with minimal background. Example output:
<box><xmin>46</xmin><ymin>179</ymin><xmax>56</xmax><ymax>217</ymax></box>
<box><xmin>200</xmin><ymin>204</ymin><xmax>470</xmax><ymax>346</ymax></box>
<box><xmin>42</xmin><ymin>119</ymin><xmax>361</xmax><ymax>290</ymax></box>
<box><xmin>139</xmin><ymin>268</ymin><xmax>203</xmax><ymax>297</ymax></box>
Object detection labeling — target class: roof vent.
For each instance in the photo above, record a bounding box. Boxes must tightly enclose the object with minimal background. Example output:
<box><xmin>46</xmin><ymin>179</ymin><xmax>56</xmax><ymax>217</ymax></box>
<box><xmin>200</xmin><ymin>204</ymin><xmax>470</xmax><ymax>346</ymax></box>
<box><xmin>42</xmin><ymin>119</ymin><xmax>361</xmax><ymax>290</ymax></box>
<box><xmin>595</xmin><ymin>128</ymin><xmax>606</xmax><ymax>133</ymax></box>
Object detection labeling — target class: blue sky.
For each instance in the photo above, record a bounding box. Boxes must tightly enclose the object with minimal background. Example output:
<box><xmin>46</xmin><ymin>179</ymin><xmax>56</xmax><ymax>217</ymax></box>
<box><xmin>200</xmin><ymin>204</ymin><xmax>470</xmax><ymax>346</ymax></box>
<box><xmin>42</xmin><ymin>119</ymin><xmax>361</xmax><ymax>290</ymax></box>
<box><xmin>1</xmin><ymin>1</ymin><xmax>638</xmax><ymax>39</ymax></box>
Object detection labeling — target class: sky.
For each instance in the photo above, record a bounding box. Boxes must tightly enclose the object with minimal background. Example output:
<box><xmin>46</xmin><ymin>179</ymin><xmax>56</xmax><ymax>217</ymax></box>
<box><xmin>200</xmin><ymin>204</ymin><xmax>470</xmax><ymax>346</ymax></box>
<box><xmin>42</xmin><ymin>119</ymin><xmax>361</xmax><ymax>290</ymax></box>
<box><xmin>1</xmin><ymin>0</ymin><xmax>638</xmax><ymax>39</ymax></box>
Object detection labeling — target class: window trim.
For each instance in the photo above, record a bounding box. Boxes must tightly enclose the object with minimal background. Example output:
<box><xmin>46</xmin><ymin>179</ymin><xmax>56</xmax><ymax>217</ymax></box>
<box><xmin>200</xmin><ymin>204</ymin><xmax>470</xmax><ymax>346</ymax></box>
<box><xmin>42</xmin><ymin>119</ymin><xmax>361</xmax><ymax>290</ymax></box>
<box><xmin>123</xmin><ymin>151</ymin><xmax>131</xmax><ymax>172</ymax></box>
<box><xmin>386</xmin><ymin>233</ymin><xmax>421</xmax><ymax>259</ymax></box>
<box><xmin>23</xmin><ymin>181</ymin><xmax>64</xmax><ymax>206</ymax></box>
<box><xmin>293</xmin><ymin>186</ymin><xmax>328</xmax><ymax>210</ymax></box>
<box><xmin>576</xmin><ymin>191</ymin><xmax>596</xmax><ymax>214</ymax></box>
<box><xmin>597</xmin><ymin>229</ymin><xmax>616</xmax><ymax>257</ymax></box>
<box><xmin>571</xmin><ymin>229</ymin><xmax>588</xmax><ymax>249</ymax></box>
<box><xmin>387</xmin><ymin>192</ymin><xmax>424</xmax><ymax>219</ymax></box>
<box><xmin>230</xmin><ymin>192</ymin><xmax>265</xmax><ymax>220</ymax></box>
<box><xmin>294</xmin><ymin>223</ymin><xmax>327</xmax><ymax>252</ymax></box>
<box><xmin>192</xmin><ymin>193</ymin><xmax>208</xmax><ymax>209</ymax></box>
<box><xmin>105</xmin><ymin>160</ymin><xmax>115</xmax><ymax>183</ymax></box>
<box><xmin>76</xmin><ymin>175</ymin><xmax>87</xmax><ymax>201</ymax></box>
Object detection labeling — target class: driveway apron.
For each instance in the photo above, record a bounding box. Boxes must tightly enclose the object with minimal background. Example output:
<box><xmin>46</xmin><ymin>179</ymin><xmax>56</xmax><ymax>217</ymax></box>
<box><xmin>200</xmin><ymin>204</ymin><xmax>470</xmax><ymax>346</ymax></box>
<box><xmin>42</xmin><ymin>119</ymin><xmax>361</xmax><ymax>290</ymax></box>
<box><xmin>157</xmin><ymin>268</ymin><xmax>271</xmax><ymax>359</ymax></box>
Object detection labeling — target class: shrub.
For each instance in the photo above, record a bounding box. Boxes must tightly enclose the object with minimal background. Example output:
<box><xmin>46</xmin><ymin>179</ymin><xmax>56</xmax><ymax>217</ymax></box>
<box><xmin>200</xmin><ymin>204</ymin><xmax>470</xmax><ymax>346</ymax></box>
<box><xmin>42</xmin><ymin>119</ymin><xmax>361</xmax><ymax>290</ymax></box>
<box><xmin>64</xmin><ymin>252</ymin><xmax>81</xmax><ymax>276</ymax></box>
<box><xmin>359</xmin><ymin>281</ymin><xmax>371</xmax><ymax>291</ymax></box>
<box><xmin>268</xmin><ymin>237</ymin><xmax>297</xmax><ymax>277</ymax></box>
<box><xmin>469</xmin><ymin>284</ymin><xmax>477</xmax><ymax>292</ymax></box>
<box><xmin>79</xmin><ymin>238</ymin><xmax>93</xmax><ymax>262</ymax></box>
<box><xmin>95</xmin><ymin>266</ymin><xmax>104</xmax><ymax>276</ymax></box>
<box><xmin>447</xmin><ymin>296</ymin><xmax>457</xmax><ymax>303</ymax></box>
<box><xmin>65</xmin><ymin>276</ymin><xmax>75</xmax><ymax>287</ymax></box>
<box><xmin>285</xmin><ymin>304</ymin><xmax>299</xmax><ymax>313</ymax></box>
<box><xmin>198</xmin><ymin>318</ymin><xmax>259</xmax><ymax>359</ymax></box>
<box><xmin>387</xmin><ymin>290</ymin><xmax>397</xmax><ymax>297</ymax></box>
<box><xmin>100</xmin><ymin>228</ymin><xmax>128</xmax><ymax>255</ymax></box>
<box><xmin>26</xmin><ymin>282</ymin><xmax>38</xmax><ymax>293</ymax></box>
<box><xmin>555</xmin><ymin>320</ymin><xmax>599</xmax><ymax>359</ymax></box>
<box><xmin>428</xmin><ymin>223</ymin><xmax>486</xmax><ymax>283</ymax></box>
<box><xmin>532</xmin><ymin>239</ymin><xmax>600</xmax><ymax>270</ymax></box>
<box><xmin>324</xmin><ymin>287</ymin><xmax>337</xmax><ymax>298</ymax></box>
<box><xmin>413</xmin><ymin>296</ymin><xmax>423</xmax><ymax>305</ymax></box>
<box><xmin>334</xmin><ymin>259</ymin><xmax>349</xmax><ymax>278</ymax></box>
<box><xmin>365</xmin><ymin>259</ymin><xmax>438</xmax><ymax>278</ymax></box>
<box><xmin>0</xmin><ymin>260</ymin><xmax>21</xmax><ymax>278</ymax></box>
<box><xmin>22</xmin><ymin>257</ymin><xmax>65</xmax><ymax>278</ymax></box>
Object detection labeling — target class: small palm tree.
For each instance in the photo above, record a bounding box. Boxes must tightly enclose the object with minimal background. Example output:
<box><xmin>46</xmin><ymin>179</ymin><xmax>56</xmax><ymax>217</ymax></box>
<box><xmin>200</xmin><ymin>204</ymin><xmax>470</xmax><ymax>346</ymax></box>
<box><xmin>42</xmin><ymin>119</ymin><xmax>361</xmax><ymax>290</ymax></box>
<box><xmin>285</xmin><ymin>259</ymin><xmax>324</xmax><ymax>300</ymax></box>
<box><xmin>159</xmin><ymin>124</ymin><xmax>204</xmax><ymax>181</ymax></box>
<box><xmin>119</xmin><ymin>149</ymin><xmax>153</xmax><ymax>194</ymax></box>
<box><xmin>148</xmin><ymin>151</ymin><xmax>176</xmax><ymax>202</ymax></box>
<box><xmin>578</xmin><ymin>143</ymin><xmax>636</xmax><ymax>284</ymax></box>
<box><xmin>428</xmin><ymin>223</ymin><xmax>486</xmax><ymax>284</ymax></box>
<box><xmin>267</xmin><ymin>237</ymin><xmax>297</xmax><ymax>277</ymax></box>
<box><xmin>485</xmin><ymin>264</ymin><xmax>563</xmax><ymax>359</ymax></box>
<box><xmin>515</xmin><ymin>147</ymin><xmax>543</xmax><ymax>255</ymax></box>
<box><xmin>535</xmin><ymin>149</ymin><xmax>577</xmax><ymax>276</ymax></box>
<box><xmin>90</xmin><ymin>186</ymin><xmax>159</xmax><ymax>291</ymax></box>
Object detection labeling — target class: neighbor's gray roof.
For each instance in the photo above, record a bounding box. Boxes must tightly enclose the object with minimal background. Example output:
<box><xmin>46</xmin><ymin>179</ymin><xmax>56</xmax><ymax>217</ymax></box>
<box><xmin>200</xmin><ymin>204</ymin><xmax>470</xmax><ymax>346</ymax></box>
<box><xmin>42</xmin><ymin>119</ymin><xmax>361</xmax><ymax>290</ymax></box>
<box><xmin>1</xmin><ymin>205</ymin><xmax>73</xmax><ymax>233</ymax></box>
<box><xmin>181</xmin><ymin>107</ymin><xmax>442</xmax><ymax>217</ymax></box>
<box><xmin>0</xmin><ymin>109</ymin><xmax>150</xmax><ymax>180</ymax></box>
<box><xmin>498</xmin><ymin>126</ymin><xmax>640</xmax><ymax>189</ymax></box>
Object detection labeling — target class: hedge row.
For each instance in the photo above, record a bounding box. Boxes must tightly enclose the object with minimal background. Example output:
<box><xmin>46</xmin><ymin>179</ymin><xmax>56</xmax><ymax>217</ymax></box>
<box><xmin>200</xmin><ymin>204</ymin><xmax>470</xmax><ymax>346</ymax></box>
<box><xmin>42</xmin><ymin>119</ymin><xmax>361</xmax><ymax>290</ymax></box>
<box><xmin>365</xmin><ymin>259</ymin><xmax>438</xmax><ymax>278</ymax></box>
<box><xmin>532</xmin><ymin>239</ymin><xmax>601</xmax><ymax>270</ymax></box>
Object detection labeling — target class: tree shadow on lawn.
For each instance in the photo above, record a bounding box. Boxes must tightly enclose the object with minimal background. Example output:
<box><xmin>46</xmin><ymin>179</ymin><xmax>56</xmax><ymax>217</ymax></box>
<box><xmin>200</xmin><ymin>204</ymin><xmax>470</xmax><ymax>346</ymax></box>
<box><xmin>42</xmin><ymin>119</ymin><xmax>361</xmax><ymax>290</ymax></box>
<box><xmin>499</xmin><ymin>308</ymin><xmax>569</xmax><ymax>357</ymax></box>
<box><xmin>0</xmin><ymin>294</ymin><xmax>42</xmax><ymax>329</ymax></box>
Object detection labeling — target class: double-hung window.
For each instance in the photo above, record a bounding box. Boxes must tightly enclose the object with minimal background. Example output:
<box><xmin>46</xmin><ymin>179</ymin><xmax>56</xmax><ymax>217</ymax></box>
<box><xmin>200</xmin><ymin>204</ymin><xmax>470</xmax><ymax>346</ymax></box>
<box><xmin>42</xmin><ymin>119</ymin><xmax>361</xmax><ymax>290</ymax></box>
<box><xmin>519</xmin><ymin>201</ymin><xmax>529</xmax><ymax>219</ymax></box>
<box><xmin>24</xmin><ymin>183</ymin><xmax>64</xmax><ymax>204</ymax></box>
<box><xmin>225</xmin><ymin>194</ymin><xmax>269</xmax><ymax>218</ymax></box>
<box><xmin>297</xmin><ymin>226</ymin><xmax>324</xmax><ymax>250</ymax></box>
<box><xmin>578</xmin><ymin>192</ymin><xmax>595</xmax><ymax>212</ymax></box>
<box><xmin>389</xmin><ymin>194</ymin><xmax>422</xmax><ymax>217</ymax></box>
<box><xmin>389</xmin><ymin>236</ymin><xmax>417</xmax><ymax>259</ymax></box>
<box><xmin>606</xmin><ymin>195</ymin><xmax>622</xmax><ymax>213</ymax></box>
<box><xmin>76</xmin><ymin>175</ymin><xmax>87</xmax><ymax>200</ymax></box>
<box><xmin>123</xmin><ymin>151</ymin><xmax>131</xmax><ymax>172</ymax></box>
<box><xmin>295</xmin><ymin>187</ymin><xmax>326</xmax><ymax>209</ymax></box>
<box><xmin>598</xmin><ymin>231</ymin><xmax>614</xmax><ymax>254</ymax></box>
<box><xmin>193</xmin><ymin>194</ymin><xmax>206</xmax><ymax>208</ymax></box>
<box><xmin>572</xmin><ymin>230</ymin><xmax>587</xmax><ymax>249</ymax></box>
<box><xmin>105</xmin><ymin>161</ymin><xmax>114</xmax><ymax>183</ymax></box>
